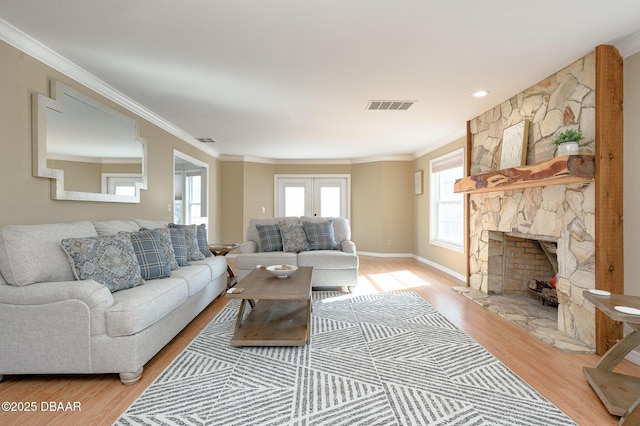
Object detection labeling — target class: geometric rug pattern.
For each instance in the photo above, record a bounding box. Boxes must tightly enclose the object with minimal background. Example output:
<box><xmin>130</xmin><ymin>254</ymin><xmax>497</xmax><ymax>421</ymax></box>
<box><xmin>115</xmin><ymin>291</ymin><xmax>576</xmax><ymax>426</ymax></box>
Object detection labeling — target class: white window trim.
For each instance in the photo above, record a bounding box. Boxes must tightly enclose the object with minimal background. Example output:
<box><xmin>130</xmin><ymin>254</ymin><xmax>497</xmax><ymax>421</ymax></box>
<box><xmin>173</xmin><ymin>150</ymin><xmax>209</xmax><ymax>226</ymax></box>
<box><xmin>429</xmin><ymin>148</ymin><xmax>464</xmax><ymax>253</ymax></box>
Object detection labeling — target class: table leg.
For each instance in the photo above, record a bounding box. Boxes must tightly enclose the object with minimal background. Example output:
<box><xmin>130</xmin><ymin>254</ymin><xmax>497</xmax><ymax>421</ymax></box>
<box><xmin>596</xmin><ymin>324</ymin><xmax>640</xmax><ymax>371</ymax></box>
<box><xmin>234</xmin><ymin>299</ymin><xmax>248</xmax><ymax>331</ymax></box>
<box><xmin>306</xmin><ymin>298</ymin><xmax>311</xmax><ymax>344</ymax></box>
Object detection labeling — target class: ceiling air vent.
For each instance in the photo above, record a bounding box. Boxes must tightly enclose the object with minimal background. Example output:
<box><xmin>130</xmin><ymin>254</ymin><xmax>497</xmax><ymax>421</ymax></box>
<box><xmin>196</xmin><ymin>137</ymin><xmax>216</xmax><ymax>143</ymax></box>
<box><xmin>367</xmin><ymin>100</ymin><xmax>416</xmax><ymax>111</ymax></box>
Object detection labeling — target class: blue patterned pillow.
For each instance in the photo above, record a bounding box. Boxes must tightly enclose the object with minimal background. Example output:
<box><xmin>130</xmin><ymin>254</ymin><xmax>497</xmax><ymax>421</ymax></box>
<box><xmin>197</xmin><ymin>224</ymin><xmax>212</xmax><ymax>257</ymax></box>
<box><xmin>169</xmin><ymin>228</ymin><xmax>190</xmax><ymax>267</ymax></box>
<box><xmin>303</xmin><ymin>220</ymin><xmax>338</xmax><ymax>250</ymax></box>
<box><xmin>150</xmin><ymin>227</ymin><xmax>179</xmax><ymax>270</ymax></box>
<box><xmin>255</xmin><ymin>223</ymin><xmax>283</xmax><ymax>252</ymax></box>
<box><xmin>127</xmin><ymin>230</ymin><xmax>171</xmax><ymax>280</ymax></box>
<box><xmin>169</xmin><ymin>224</ymin><xmax>205</xmax><ymax>261</ymax></box>
<box><xmin>278</xmin><ymin>221</ymin><xmax>309</xmax><ymax>252</ymax></box>
<box><xmin>60</xmin><ymin>234</ymin><xmax>144</xmax><ymax>292</ymax></box>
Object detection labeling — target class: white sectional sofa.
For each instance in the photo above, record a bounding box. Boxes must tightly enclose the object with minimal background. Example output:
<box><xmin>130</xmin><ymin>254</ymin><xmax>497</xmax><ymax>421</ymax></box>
<box><xmin>236</xmin><ymin>216</ymin><xmax>358</xmax><ymax>288</ymax></box>
<box><xmin>0</xmin><ymin>219</ymin><xmax>227</xmax><ymax>385</ymax></box>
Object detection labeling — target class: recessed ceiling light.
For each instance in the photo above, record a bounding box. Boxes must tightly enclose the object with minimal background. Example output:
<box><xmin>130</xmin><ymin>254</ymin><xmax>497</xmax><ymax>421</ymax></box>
<box><xmin>472</xmin><ymin>90</ymin><xmax>490</xmax><ymax>98</ymax></box>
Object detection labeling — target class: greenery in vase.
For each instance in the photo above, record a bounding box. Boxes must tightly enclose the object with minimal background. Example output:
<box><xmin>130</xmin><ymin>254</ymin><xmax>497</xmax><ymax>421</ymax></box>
<box><xmin>551</xmin><ymin>129</ymin><xmax>584</xmax><ymax>146</ymax></box>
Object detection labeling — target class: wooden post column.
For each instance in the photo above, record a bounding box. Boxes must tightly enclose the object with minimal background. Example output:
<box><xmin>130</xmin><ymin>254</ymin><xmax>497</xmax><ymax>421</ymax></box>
<box><xmin>595</xmin><ymin>44</ymin><xmax>624</xmax><ymax>355</ymax></box>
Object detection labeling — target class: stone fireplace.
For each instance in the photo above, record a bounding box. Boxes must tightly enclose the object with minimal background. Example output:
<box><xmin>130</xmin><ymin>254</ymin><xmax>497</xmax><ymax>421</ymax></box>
<box><xmin>466</xmin><ymin>51</ymin><xmax>598</xmax><ymax>349</ymax></box>
<box><xmin>469</xmin><ymin>184</ymin><xmax>596</xmax><ymax>347</ymax></box>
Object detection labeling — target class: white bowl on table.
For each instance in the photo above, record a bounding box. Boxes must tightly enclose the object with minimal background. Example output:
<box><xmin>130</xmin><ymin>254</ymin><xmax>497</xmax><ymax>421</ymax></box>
<box><xmin>266</xmin><ymin>264</ymin><xmax>298</xmax><ymax>278</ymax></box>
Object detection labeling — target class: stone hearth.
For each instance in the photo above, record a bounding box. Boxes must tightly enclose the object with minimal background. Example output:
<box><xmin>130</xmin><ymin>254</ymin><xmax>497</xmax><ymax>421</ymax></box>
<box><xmin>454</xmin><ymin>286</ymin><xmax>592</xmax><ymax>353</ymax></box>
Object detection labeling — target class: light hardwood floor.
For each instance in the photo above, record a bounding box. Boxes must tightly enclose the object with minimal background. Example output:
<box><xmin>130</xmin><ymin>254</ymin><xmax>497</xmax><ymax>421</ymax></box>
<box><xmin>0</xmin><ymin>256</ymin><xmax>636</xmax><ymax>425</ymax></box>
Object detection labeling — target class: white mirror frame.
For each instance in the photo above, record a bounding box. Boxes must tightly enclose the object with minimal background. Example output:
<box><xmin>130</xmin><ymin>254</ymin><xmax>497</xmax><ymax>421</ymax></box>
<box><xmin>32</xmin><ymin>80</ymin><xmax>147</xmax><ymax>203</ymax></box>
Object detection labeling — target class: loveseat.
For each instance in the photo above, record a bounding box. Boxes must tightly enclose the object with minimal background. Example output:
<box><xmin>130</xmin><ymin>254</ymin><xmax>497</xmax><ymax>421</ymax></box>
<box><xmin>236</xmin><ymin>216</ymin><xmax>359</xmax><ymax>288</ymax></box>
<box><xmin>0</xmin><ymin>219</ymin><xmax>227</xmax><ymax>385</ymax></box>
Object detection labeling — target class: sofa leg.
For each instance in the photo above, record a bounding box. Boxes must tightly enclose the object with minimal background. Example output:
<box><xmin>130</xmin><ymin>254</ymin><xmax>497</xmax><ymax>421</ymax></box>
<box><xmin>119</xmin><ymin>367</ymin><xmax>143</xmax><ymax>385</ymax></box>
<box><xmin>0</xmin><ymin>374</ymin><xmax>3</xmax><ymax>382</ymax></box>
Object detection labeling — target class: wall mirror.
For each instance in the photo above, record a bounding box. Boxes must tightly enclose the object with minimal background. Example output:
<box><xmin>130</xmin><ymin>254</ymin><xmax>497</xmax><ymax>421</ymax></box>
<box><xmin>32</xmin><ymin>80</ymin><xmax>147</xmax><ymax>202</ymax></box>
<box><xmin>173</xmin><ymin>150</ymin><xmax>208</xmax><ymax>225</ymax></box>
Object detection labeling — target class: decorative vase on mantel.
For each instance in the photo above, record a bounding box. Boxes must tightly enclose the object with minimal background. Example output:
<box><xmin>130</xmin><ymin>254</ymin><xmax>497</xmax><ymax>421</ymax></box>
<box><xmin>552</xmin><ymin>129</ymin><xmax>583</xmax><ymax>157</ymax></box>
<box><xmin>556</xmin><ymin>141</ymin><xmax>580</xmax><ymax>156</ymax></box>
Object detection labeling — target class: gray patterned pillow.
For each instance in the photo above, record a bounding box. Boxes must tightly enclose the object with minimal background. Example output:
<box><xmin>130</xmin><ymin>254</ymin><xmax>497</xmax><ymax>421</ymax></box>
<box><xmin>302</xmin><ymin>220</ymin><xmax>338</xmax><ymax>250</ymax></box>
<box><xmin>197</xmin><ymin>224</ymin><xmax>212</xmax><ymax>257</ymax></box>
<box><xmin>126</xmin><ymin>230</ymin><xmax>171</xmax><ymax>280</ymax></box>
<box><xmin>255</xmin><ymin>223</ymin><xmax>283</xmax><ymax>252</ymax></box>
<box><xmin>150</xmin><ymin>227</ymin><xmax>179</xmax><ymax>270</ymax></box>
<box><xmin>169</xmin><ymin>224</ymin><xmax>205</xmax><ymax>261</ymax></box>
<box><xmin>60</xmin><ymin>234</ymin><xmax>144</xmax><ymax>292</ymax></box>
<box><xmin>169</xmin><ymin>228</ymin><xmax>190</xmax><ymax>267</ymax></box>
<box><xmin>278</xmin><ymin>221</ymin><xmax>309</xmax><ymax>253</ymax></box>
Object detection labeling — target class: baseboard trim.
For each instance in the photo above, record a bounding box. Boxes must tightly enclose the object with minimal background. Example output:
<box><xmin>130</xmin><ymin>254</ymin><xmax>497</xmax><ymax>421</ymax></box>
<box><xmin>357</xmin><ymin>251</ymin><xmax>413</xmax><ymax>258</ymax></box>
<box><xmin>412</xmin><ymin>255</ymin><xmax>467</xmax><ymax>282</ymax></box>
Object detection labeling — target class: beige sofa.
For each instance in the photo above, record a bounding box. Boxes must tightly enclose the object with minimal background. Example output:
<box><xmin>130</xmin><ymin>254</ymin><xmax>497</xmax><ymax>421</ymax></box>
<box><xmin>0</xmin><ymin>219</ymin><xmax>227</xmax><ymax>385</ymax></box>
<box><xmin>236</xmin><ymin>216</ymin><xmax>358</xmax><ymax>288</ymax></box>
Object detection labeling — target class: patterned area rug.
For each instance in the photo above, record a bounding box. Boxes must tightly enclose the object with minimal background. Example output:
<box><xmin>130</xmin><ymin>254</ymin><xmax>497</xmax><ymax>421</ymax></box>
<box><xmin>115</xmin><ymin>291</ymin><xmax>576</xmax><ymax>425</ymax></box>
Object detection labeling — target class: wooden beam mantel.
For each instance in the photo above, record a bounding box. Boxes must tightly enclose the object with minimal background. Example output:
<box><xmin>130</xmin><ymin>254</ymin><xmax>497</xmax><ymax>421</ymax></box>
<box><xmin>454</xmin><ymin>155</ymin><xmax>595</xmax><ymax>194</ymax></box>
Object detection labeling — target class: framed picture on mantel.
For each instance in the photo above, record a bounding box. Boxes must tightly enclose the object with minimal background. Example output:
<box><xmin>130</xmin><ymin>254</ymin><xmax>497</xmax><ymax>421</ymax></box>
<box><xmin>499</xmin><ymin>119</ymin><xmax>530</xmax><ymax>169</ymax></box>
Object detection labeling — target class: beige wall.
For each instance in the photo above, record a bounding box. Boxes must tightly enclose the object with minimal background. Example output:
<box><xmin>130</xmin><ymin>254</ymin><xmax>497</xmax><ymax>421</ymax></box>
<box><xmin>221</xmin><ymin>160</ymin><xmax>419</xmax><ymax>255</ymax></box>
<box><xmin>0</xmin><ymin>40</ymin><xmax>222</xmax><ymax>241</ymax></box>
<box><xmin>351</xmin><ymin>161</ymin><xmax>414</xmax><ymax>253</ymax></box>
<box><xmin>624</xmin><ymin>50</ymin><xmax>640</xmax><ymax>296</ymax></box>
<box><xmin>413</xmin><ymin>137</ymin><xmax>467</xmax><ymax>276</ymax></box>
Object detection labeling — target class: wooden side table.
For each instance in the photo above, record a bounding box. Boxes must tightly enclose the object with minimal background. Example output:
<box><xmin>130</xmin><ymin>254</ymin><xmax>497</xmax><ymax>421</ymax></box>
<box><xmin>583</xmin><ymin>290</ymin><xmax>640</xmax><ymax>425</ymax></box>
<box><xmin>209</xmin><ymin>243</ymin><xmax>240</xmax><ymax>288</ymax></box>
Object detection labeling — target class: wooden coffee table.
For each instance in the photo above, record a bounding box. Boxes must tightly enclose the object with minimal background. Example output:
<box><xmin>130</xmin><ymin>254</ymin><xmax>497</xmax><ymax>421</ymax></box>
<box><xmin>226</xmin><ymin>266</ymin><xmax>313</xmax><ymax>347</ymax></box>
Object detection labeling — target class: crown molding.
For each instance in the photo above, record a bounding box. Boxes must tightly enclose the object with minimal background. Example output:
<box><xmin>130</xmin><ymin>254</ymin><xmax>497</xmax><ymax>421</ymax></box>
<box><xmin>0</xmin><ymin>18</ymin><xmax>219</xmax><ymax>159</ymax></box>
<box><xmin>350</xmin><ymin>155</ymin><xmax>414</xmax><ymax>164</ymax></box>
<box><xmin>616</xmin><ymin>30</ymin><xmax>640</xmax><ymax>58</ymax></box>
<box><xmin>218</xmin><ymin>154</ymin><xmax>415</xmax><ymax>164</ymax></box>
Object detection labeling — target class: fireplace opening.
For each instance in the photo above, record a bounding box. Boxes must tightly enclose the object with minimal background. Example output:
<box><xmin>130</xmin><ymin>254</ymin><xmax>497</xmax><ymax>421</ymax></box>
<box><xmin>487</xmin><ymin>231</ymin><xmax>558</xmax><ymax>302</ymax></box>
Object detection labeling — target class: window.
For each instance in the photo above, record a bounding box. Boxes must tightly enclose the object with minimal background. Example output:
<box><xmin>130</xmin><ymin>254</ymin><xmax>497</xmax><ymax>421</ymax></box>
<box><xmin>102</xmin><ymin>174</ymin><xmax>144</xmax><ymax>196</ymax></box>
<box><xmin>185</xmin><ymin>173</ymin><xmax>202</xmax><ymax>224</ymax></box>
<box><xmin>430</xmin><ymin>149</ymin><xmax>464</xmax><ymax>250</ymax></box>
<box><xmin>173</xmin><ymin>151</ymin><xmax>208</xmax><ymax>225</ymax></box>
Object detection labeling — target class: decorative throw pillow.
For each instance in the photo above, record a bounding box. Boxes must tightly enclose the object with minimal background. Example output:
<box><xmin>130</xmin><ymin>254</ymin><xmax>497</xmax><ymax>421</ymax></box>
<box><xmin>278</xmin><ymin>221</ymin><xmax>309</xmax><ymax>252</ymax></box>
<box><xmin>169</xmin><ymin>228</ymin><xmax>190</xmax><ymax>267</ymax></box>
<box><xmin>125</xmin><ymin>230</ymin><xmax>171</xmax><ymax>280</ymax></box>
<box><xmin>255</xmin><ymin>223</ymin><xmax>283</xmax><ymax>252</ymax></box>
<box><xmin>169</xmin><ymin>224</ymin><xmax>205</xmax><ymax>261</ymax></box>
<box><xmin>140</xmin><ymin>227</ymin><xmax>179</xmax><ymax>270</ymax></box>
<box><xmin>197</xmin><ymin>224</ymin><xmax>212</xmax><ymax>257</ymax></box>
<box><xmin>60</xmin><ymin>234</ymin><xmax>144</xmax><ymax>292</ymax></box>
<box><xmin>150</xmin><ymin>227</ymin><xmax>179</xmax><ymax>270</ymax></box>
<box><xmin>303</xmin><ymin>220</ymin><xmax>338</xmax><ymax>250</ymax></box>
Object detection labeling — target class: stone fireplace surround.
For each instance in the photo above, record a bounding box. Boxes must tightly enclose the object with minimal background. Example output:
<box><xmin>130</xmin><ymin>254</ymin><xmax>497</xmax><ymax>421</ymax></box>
<box><xmin>467</xmin><ymin>51</ymin><xmax>598</xmax><ymax>349</ymax></box>
<box><xmin>469</xmin><ymin>183</ymin><xmax>596</xmax><ymax>347</ymax></box>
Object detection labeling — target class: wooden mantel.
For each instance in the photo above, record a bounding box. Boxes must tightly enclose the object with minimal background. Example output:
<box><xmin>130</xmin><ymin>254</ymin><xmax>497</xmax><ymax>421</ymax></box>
<box><xmin>454</xmin><ymin>155</ymin><xmax>595</xmax><ymax>194</ymax></box>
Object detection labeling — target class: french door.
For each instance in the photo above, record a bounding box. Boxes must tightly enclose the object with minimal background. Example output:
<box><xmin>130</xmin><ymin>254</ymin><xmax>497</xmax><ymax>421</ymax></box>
<box><xmin>275</xmin><ymin>175</ymin><xmax>350</xmax><ymax>219</ymax></box>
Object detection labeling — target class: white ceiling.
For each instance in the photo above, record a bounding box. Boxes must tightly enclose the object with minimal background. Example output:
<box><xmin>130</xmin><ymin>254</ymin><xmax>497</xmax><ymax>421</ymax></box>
<box><xmin>2</xmin><ymin>1</ymin><xmax>640</xmax><ymax>162</ymax></box>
